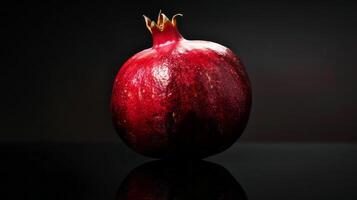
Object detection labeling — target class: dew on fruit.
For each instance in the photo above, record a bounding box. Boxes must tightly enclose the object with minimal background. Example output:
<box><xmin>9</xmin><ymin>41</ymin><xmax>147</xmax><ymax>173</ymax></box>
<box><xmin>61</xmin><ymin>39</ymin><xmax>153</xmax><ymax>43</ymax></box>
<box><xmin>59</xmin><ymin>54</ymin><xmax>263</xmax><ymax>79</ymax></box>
<box><xmin>205</xmin><ymin>72</ymin><xmax>211</xmax><ymax>82</ymax></box>
<box><xmin>152</xmin><ymin>65</ymin><xmax>170</xmax><ymax>87</ymax></box>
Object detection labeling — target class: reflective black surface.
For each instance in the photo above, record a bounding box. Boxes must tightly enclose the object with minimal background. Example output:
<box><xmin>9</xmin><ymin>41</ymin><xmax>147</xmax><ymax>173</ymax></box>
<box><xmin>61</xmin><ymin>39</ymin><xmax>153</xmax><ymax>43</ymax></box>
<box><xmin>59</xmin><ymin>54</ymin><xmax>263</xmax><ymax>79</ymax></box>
<box><xmin>117</xmin><ymin>160</ymin><xmax>246</xmax><ymax>200</ymax></box>
<box><xmin>2</xmin><ymin>143</ymin><xmax>356</xmax><ymax>199</ymax></box>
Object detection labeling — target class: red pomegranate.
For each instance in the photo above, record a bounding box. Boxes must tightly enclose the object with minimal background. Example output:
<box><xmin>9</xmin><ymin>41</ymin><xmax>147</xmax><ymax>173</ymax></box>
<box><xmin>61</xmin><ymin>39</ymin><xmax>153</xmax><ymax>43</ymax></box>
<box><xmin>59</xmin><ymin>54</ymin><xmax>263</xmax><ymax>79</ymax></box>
<box><xmin>111</xmin><ymin>12</ymin><xmax>251</xmax><ymax>158</ymax></box>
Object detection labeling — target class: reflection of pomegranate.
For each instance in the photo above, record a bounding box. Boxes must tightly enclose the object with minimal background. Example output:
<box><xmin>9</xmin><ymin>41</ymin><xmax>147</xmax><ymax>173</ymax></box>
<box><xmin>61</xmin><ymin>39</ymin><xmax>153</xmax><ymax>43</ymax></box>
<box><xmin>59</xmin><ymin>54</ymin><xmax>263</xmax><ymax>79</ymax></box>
<box><xmin>116</xmin><ymin>160</ymin><xmax>247</xmax><ymax>200</ymax></box>
<box><xmin>111</xmin><ymin>12</ymin><xmax>252</xmax><ymax>158</ymax></box>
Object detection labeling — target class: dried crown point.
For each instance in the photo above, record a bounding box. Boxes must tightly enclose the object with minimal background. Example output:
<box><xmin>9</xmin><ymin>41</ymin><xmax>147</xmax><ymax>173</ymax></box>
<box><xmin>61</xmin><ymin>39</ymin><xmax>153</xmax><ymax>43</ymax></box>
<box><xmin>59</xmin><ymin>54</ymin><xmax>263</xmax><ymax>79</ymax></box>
<box><xmin>143</xmin><ymin>11</ymin><xmax>183</xmax><ymax>33</ymax></box>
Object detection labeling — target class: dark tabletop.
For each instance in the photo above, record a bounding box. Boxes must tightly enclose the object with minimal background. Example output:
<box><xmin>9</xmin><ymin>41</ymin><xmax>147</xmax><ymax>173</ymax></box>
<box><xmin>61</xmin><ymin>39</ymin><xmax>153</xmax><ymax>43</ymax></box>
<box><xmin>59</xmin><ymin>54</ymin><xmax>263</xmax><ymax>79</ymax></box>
<box><xmin>2</xmin><ymin>143</ymin><xmax>356</xmax><ymax>200</ymax></box>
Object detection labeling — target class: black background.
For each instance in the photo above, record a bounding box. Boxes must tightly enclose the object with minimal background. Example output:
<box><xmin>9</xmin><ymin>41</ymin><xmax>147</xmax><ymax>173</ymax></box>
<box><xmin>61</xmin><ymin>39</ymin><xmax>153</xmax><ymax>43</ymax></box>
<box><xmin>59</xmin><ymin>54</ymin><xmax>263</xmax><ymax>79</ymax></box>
<box><xmin>2</xmin><ymin>1</ymin><xmax>357</xmax><ymax>200</ymax></box>
<box><xmin>3</xmin><ymin>0</ymin><xmax>357</xmax><ymax>143</ymax></box>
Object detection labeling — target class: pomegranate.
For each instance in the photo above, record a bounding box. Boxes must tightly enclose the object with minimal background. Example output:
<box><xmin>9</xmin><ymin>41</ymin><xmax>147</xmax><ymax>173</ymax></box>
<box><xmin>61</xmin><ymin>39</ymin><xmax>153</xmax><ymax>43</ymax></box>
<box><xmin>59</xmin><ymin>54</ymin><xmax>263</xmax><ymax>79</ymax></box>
<box><xmin>116</xmin><ymin>160</ymin><xmax>247</xmax><ymax>200</ymax></box>
<box><xmin>111</xmin><ymin>12</ymin><xmax>251</xmax><ymax>158</ymax></box>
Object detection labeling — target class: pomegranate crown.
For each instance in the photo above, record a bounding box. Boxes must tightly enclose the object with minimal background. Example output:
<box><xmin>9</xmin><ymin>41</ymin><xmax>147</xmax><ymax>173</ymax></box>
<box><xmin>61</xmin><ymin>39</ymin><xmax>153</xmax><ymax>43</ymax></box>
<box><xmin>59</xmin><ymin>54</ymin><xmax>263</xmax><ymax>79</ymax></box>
<box><xmin>143</xmin><ymin>11</ymin><xmax>184</xmax><ymax>46</ymax></box>
<box><xmin>143</xmin><ymin>11</ymin><xmax>183</xmax><ymax>33</ymax></box>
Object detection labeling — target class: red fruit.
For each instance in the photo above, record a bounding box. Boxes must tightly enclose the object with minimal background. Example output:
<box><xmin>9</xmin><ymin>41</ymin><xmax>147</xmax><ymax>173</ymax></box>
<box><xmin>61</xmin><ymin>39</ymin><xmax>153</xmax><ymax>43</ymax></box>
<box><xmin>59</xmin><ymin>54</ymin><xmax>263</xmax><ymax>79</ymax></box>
<box><xmin>111</xmin><ymin>12</ymin><xmax>251</xmax><ymax>158</ymax></box>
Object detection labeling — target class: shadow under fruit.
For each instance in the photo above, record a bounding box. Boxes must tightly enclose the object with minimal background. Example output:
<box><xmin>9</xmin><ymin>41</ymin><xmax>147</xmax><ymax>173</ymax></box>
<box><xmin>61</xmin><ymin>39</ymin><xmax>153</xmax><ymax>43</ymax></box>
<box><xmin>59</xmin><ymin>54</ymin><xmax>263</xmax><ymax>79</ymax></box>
<box><xmin>116</xmin><ymin>160</ymin><xmax>247</xmax><ymax>200</ymax></box>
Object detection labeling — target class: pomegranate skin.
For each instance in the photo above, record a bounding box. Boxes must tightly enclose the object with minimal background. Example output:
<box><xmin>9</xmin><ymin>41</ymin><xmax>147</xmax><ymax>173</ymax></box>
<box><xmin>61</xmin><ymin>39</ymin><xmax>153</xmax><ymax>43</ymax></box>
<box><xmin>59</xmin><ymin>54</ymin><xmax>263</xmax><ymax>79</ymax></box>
<box><xmin>111</xmin><ymin>13</ymin><xmax>251</xmax><ymax>158</ymax></box>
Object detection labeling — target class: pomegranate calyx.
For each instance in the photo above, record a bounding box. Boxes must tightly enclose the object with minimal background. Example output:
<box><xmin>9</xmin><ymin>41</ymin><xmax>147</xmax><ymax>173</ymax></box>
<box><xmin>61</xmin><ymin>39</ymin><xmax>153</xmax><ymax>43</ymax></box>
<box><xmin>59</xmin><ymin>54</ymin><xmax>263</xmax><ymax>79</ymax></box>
<box><xmin>143</xmin><ymin>11</ymin><xmax>183</xmax><ymax>47</ymax></box>
<box><xmin>143</xmin><ymin>11</ymin><xmax>182</xmax><ymax>33</ymax></box>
